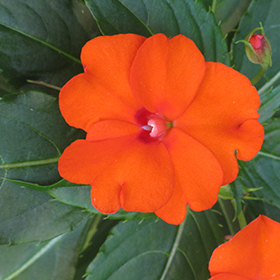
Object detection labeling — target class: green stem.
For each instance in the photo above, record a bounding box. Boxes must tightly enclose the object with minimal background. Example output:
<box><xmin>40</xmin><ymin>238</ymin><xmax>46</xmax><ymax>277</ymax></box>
<box><xmin>218</xmin><ymin>198</ymin><xmax>234</xmax><ymax>236</ymax></box>
<box><xmin>251</xmin><ymin>65</ymin><xmax>268</xmax><ymax>86</ymax></box>
<box><xmin>27</xmin><ymin>80</ymin><xmax>61</xmax><ymax>91</ymax></box>
<box><xmin>0</xmin><ymin>157</ymin><xmax>60</xmax><ymax>169</ymax></box>
<box><xmin>211</xmin><ymin>0</ymin><xmax>217</xmax><ymax>13</ymax></box>
<box><xmin>258</xmin><ymin>69</ymin><xmax>280</xmax><ymax>94</ymax></box>
<box><xmin>80</xmin><ymin>214</ymin><xmax>102</xmax><ymax>253</ymax></box>
<box><xmin>237</xmin><ymin>209</ymin><xmax>247</xmax><ymax>230</ymax></box>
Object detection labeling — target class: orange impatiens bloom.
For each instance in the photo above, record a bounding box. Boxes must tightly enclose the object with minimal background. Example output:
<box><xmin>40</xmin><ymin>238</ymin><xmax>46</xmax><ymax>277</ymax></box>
<box><xmin>58</xmin><ymin>33</ymin><xmax>264</xmax><ymax>224</ymax></box>
<box><xmin>209</xmin><ymin>215</ymin><xmax>280</xmax><ymax>279</ymax></box>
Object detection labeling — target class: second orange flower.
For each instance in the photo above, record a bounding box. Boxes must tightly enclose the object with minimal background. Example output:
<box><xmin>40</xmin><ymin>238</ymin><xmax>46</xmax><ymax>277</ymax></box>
<box><xmin>58</xmin><ymin>33</ymin><xmax>264</xmax><ymax>224</ymax></box>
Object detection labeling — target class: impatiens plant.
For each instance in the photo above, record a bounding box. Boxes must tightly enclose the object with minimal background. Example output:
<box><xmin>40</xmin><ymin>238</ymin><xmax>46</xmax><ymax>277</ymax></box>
<box><xmin>58</xmin><ymin>33</ymin><xmax>263</xmax><ymax>225</ymax></box>
<box><xmin>1</xmin><ymin>0</ymin><xmax>280</xmax><ymax>279</ymax></box>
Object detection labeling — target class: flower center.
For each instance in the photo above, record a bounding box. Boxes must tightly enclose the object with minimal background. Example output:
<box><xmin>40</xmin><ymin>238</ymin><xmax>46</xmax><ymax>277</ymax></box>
<box><xmin>142</xmin><ymin>118</ymin><xmax>168</xmax><ymax>138</ymax></box>
<box><xmin>135</xmin><ymin>108</ymin><xmax>171</xmax><ymax>143</ymax></box>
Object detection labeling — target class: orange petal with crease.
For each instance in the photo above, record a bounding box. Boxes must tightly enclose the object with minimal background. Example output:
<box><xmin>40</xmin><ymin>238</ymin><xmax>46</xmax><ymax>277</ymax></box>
<box><xmin>176</xmin><ymin>62</ymin><xmax>264</xmax><ymax>184</ymax></box>
<box><xmin>58</xmin><ymin>137</ymin><xmax>135</xmax><ymax>184</ymax></box>
<box><xmin>91</xmin><ymin>137</ymin><xmax>174</xmax><ymax>213</ymax></box>
<box><xmin>60</xmin><ymin>34</ymin><xmax>146</xmax><ymax>131</ymax></box>
<box><xmin>130</xmin><ymin>34</ymin><xmax>206</xmax><ymax>120</ymax></box>
<box><xmin>163</xmin><ymin>128</ymin><xmax>223</xmax><ymax>211</ymax></box>
<box><xmin>155</xmin><ymin>177</ymin><xmax>187</xmax><ymax>225</ymax></box>
<box><xmin>86</xmin><ymin>120</ymin><xmax>139</xmax><ymax>141</ymax></box>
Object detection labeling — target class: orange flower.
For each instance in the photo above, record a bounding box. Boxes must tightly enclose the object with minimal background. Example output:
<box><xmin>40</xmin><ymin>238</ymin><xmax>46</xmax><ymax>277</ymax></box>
<box><xmin>209</xmin><ymin>215</ymin><xmax>280</xmax><ymax>279</ymax></box>
<box><xmin>58</xmin><ymin>34</ymin><xmax>264</xmax><ymax>224</ymax></box>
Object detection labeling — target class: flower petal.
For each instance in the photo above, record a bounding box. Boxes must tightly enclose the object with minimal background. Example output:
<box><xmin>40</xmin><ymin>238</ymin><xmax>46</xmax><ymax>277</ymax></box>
<box><xmin>81</xmin><ymin>34</ymin><xmax>146</xmax><ymax>89</ymax></box>
<box><xmin>209</xmin><ymin>215</ymin><xmax>280</xmax><ymax>279</ymax></box>
<box><xmin>59</xmin><ymin>73</ymin><xmax>142</xmax><ymax>131</ymax></box>
<box><xmin>91</xmin><ymin>177</ymin><xmax>122</xmax><ymax>214</ymax></box>
<box><xmin>59</xmin><ymin>34</ymin><xmax>146</xmax><ymax>131</ymax></box>
<box><xmin>130</xmin><ymin>33</ymin><xmax>206</xmax><ymax>120</ymax></box>
<box><xmin>176</xmin><ymin>62</ymin><xmax>264</xmax><ymax>184</ymax></box>
<box><xmin>209</xmin><ymin>274</ymin><xmax>249</xmax><ymax>280</ymax></box>
<box><xmin>155</xmin><ymin>178</ymin><xmax>187</xmax><ymax>225</ymax></box>
<box><xmin>58</xmin><ymin>137</ymin><xmax>134</xmax><ymax>184</ymax></box>
<box><xmin>86</xmin><ymin>120</ymin><xmax>139</xmax><ymax>141</ymax></box>
<box><xmin>91</xmin><ymin>137</ymin><xmax>175</xmax><ymax>213</ymax></box>
<box><xmin>162</xmin><ymin>128</ymin><xmax>223</xmax><ymax>211</ymax></box>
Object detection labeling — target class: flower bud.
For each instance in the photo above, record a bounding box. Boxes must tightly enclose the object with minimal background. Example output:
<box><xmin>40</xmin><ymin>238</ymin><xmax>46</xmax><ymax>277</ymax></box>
<box><xmin>240</xmin><ymin>26</ymin><xmax>272</xmax><ymax>67</ymax></box>
<box><xmin>246</xmin><ymin>33</ymin><xmax>272</xmax><ymax>66</ymax></box>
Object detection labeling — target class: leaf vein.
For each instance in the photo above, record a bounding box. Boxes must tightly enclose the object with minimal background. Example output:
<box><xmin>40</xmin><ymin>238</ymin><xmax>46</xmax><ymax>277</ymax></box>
<box><xmin>0</xmin><ymin>22</ymin><xmax>81</xmax><ymax>64</ymax></box>
<box><xmin>3</xmin><ymin>235</ymin><xmax>64</xmax><ymax>280</ymax></box>
<box><xmin>0</xmin><ymin>157</ymin><xmax>60</xmax><ymax>169</ymax></box>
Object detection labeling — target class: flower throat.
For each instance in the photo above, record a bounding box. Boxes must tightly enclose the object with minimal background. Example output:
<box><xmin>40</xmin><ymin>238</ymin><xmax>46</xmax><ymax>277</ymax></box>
<box><xmin>135</xmin><ymin>108</ymin><xmax>171</xmax><ymax>143</ymax></box>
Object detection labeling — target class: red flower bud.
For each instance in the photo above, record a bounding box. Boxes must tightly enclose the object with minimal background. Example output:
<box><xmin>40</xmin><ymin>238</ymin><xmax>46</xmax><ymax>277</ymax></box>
<box><xmin>239</xmin><ymin>26</ymin><xmax>272</xmax><ymax>67</ymax></box>
<box><xmin>246</xmin><ymin>33</ymin><xmax>272</xmax><ymax>66</ymax></box>
<box><xmin>249</xmin><ymin>34</ymin><xmax>263</xmax><ymax>50</ymax></box>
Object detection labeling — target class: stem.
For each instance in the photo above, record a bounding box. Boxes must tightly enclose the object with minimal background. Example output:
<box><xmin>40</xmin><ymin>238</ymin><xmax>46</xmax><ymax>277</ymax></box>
<box><xmin>237</xmin><ymin>209</ymin><xmax>247</xmax><ymax>230</ymax></box>
<box><xmin>251</xmin><ymin>65</ymin><xmax>268</xmax><ymax>86</ymax></box>
<box><xmin>258</xmin><ymin>69</ymin><xmax>280</xmax><ymax>95</ymax></box>
<box><xmin>27</xmin><ymin>80</ymin><xmax>62</xmax><ymax>91</ymax></box>
<box><xmin>211</xmin><ymin>0</ymin><xmax>217</xmax><ymax>13</ymax></box>
<box><xmin>218</xmin><ymin>198</ymin><xmax>234</xmax><ymax>236</ymax></box>
<box><xmin>80</xmin><ymin>214</ymin><xmax>102</xmax><ymax>253</ymax></box>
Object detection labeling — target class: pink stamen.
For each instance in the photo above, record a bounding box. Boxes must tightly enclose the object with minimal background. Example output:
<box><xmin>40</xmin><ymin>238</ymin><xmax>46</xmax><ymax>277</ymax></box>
<box><xmin>148</xmin><ymin>118</ymin><xmax>168</xmax><ymax>138</ymax></box>
<box><xmin>135</xmin><ymin>108</ymin><xmax>171</xmax><ymax>143</ymax></box>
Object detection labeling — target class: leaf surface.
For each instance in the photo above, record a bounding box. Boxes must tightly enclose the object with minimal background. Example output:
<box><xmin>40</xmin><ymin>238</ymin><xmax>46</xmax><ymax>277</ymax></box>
<box><xmin>0</xmin><ymin>217</ymin><xmax>94</xmax><ymax>280</ymax></box>
<box><xmin>0</xmin><ymin>91</ymin><xmax>84</xmax><ymax>185</ymax></box>
<box><xmin>0</xmin><ymin>90</ymin><xmax>87</xmax><ymax>245</ymax></box>
<box><xmin>86</xmin><ymin>0</ymin><xmax>229</xmax><ymax>64</ymax></box>
<box><xmin>258</xmin><ymin>84</ymin><xmax>280</xmax><ymax>123</ymax></box>
<box><xmin>0</xmin><ymin>181</ymin><xmax>89</xmax><ymax>245</ymax></box>
<box><xmin>213</xmin><ymin>0</ymin><xmax>252</xmax><ymax>35</ymax></box>
<box><xmin>86</xmin><ymin>210</ymin><xmax>223</xmax><ymax>280</ymax></box>
<box><xmin>0</xmin><ymin>0</ymin><xmax>96</xmax><ymax>87</ymax></box>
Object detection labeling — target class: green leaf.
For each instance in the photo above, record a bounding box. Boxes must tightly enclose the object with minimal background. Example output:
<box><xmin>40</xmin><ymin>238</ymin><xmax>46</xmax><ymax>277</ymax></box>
<box><xmin>239</xmin><ymin>118</ymin><xmax>280</xmax><ymax>207</ymax></box>
<box><xmin>0</xmin><ymin>90</ymin><xmax>85</xmax><ymax>185</ymax></box>
<box><xmin>232</xmin><ymin>0</ymin><xmax>280</xmax><ymax>88</ymax></box>
<box><xmin>0</xmin><ymin>90</ymin><xmax>88</xmax><ymax>244</ymax></box>
<box><xmin>0</xmin><ymin>0</ymin><xmax>95</xmax><ymax>87</ymax></box>
<box><xmin>0</xmin><ymin>217</ymin><xmax>95</xmax><ymax>280</ymax></box>
<box><xmin>74</xmin><ymin>218</ymin><xmax>119</xmax><ymax>280</ymax></box>
<box><xmin>213</xmin><ymin>0</ymin><xmax>252</xmax><ymax>35</ymax></box>
<box><xmin>258</xmin><ymin>84</ymin><xmax>280</xmax><ymax>123</ymax></box>
<box><xmin>86</xmin><ymin>0</ymin><xmax>229</xmax><ymax>64</ymax></box>
<box><xmin>0</xmin><ymin>181</ymin><xmax>89</xmax><ymax>245</ymax></box>
<box><xmin>85</xmin><ymin>210</ymin><xmax>223</xmax><ymax>280</ymax></box>
<box><xmin>85</xmin><ymin>0</ymin><xmax>152</xmax><ymax>37</ymax></box>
